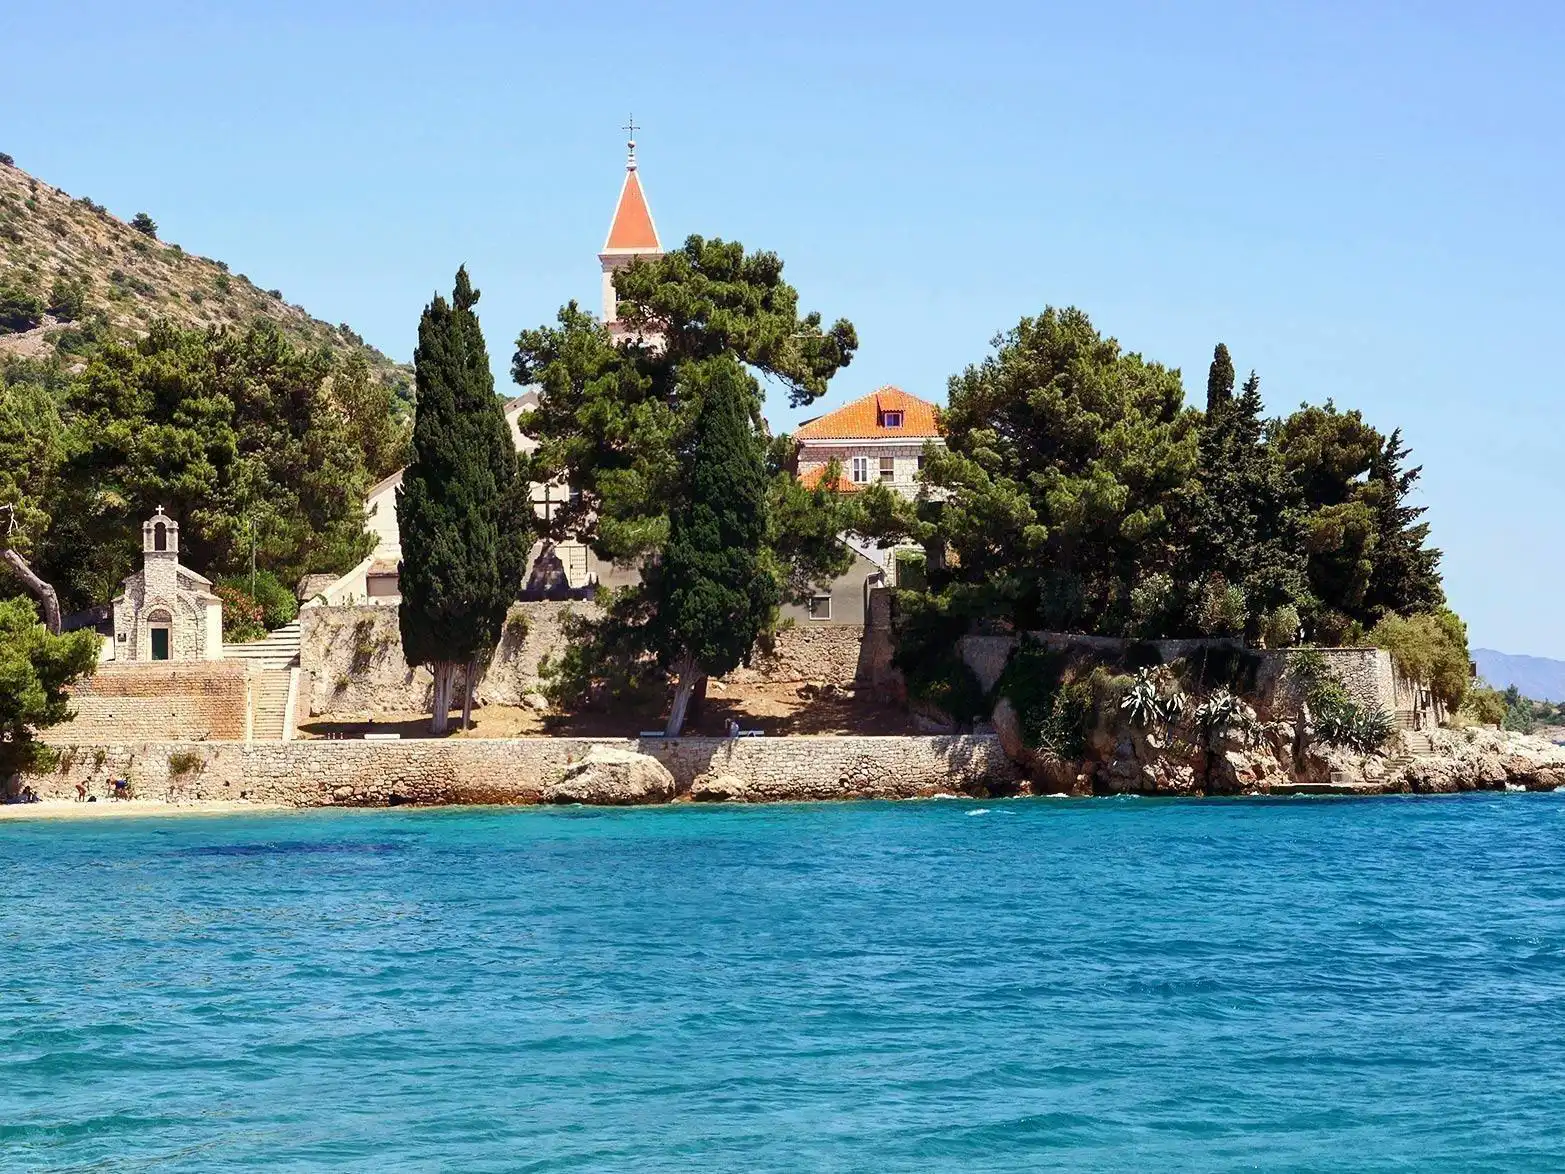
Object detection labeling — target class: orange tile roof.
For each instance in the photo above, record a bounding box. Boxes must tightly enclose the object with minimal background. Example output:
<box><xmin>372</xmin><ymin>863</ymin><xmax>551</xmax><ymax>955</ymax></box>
<box><xmin>797</xmin><ymin>464</ymin><xmax>864</xmax><ymax>493</ymax></box>
<box><xmin>604</xmin><ymin>170</ymin><xmax>660</xmax><ymax>252</ymax></box>
<box><xmin>794</xmin><ymin>387</ymin><xmax>941</xmax><ymax>441</ymax></box>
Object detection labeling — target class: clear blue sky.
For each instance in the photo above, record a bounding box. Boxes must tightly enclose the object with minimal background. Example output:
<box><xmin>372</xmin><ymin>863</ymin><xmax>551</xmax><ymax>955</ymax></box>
<box><xmin>11</xmin><ymin>1</ymin><xmax>1563</xmax><ymax>656</ymax></box>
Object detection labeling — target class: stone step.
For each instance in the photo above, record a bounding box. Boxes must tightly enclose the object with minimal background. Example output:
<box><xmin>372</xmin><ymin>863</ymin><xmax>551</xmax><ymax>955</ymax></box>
<box><xmin>250</xmin><ymin>668</ymin><xmax>293</xmax><ymax>741</ymax></box>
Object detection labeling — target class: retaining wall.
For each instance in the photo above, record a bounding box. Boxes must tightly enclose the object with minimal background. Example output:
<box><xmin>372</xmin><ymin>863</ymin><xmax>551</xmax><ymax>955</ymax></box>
<box><xmin>43</xmin><ymin>662</ymin><xmax>251</xmax><ymax>743</ymax></box>
<box><xmin>24</xmin><ymin>735</ymin><xmax>1017</xmax><ymax>806</ymax></box>
<box><xmin>301</xmin><ymin>599</ymin><xmax>895</xmax><ymax>716</ymax></box>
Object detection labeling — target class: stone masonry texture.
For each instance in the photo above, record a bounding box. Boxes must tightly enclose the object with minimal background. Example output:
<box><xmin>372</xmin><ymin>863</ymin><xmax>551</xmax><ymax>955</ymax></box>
<box><xmin>27</xmin><ymin>735</ymin><xmax>1018</xmax><ymax>806</ymax></box>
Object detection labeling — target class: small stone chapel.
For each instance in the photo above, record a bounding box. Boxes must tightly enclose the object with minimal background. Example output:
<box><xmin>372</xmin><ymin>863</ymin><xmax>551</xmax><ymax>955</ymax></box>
<box><xmin>110</xmin><ymin>508</ymin><xmax>223</xmax><ymax>662</ymax></box>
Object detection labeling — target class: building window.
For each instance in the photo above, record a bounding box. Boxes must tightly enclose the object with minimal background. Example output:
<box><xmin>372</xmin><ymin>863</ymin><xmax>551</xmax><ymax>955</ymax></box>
<box><xmin>807</xmin><ymin>594</ymin><xmax>831</xmax><ymax>621</ymax></box>
<box><xmin>881</xmin><ymin>410</ymin><xmax>903</xmax><ymax>428</ymax></box>
<box><xmin>851</xmin><ymin>457</ymin><xmax>869</xmax><ymax>483</ymax></box>
<box><xmin>153</xmin><ymin>522</ymin><xmax>167</xmax><ymax>552</ymax></box>
<box><xmin>917</xmin><ymin>454</ymin><xmax>926</xmax><ymax>472</ymax></box>
<box><xmin>879</xmin><ymin>456</ymin><xmax>895</xmax><ymax>482</ymax></box>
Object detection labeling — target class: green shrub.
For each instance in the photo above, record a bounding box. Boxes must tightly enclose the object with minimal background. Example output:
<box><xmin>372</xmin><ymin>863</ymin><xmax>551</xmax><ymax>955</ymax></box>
<box><xmin>214</xmin><ymin>272</ymin><xmax>231</xmax><ymax>295</ymax></box>
<box><xmin>0</xmin><ymin>283</ymin><xmax>44</xmax><ymax>333</ymax></box>
<box><xmin>219</xmin><ymin>570</ymin><xmax>299</xmax><ymax>632</ymax></box>
<box><xmin>131</xmin><ymin>211</ymin><xmax>158</xmax><ymax>238</ymax></box>
<box><xmin>213</xmin><ymin>583</ymin><xmax>266</xmax><ymax>642</ymax></box>
<box><xmin>1259</xmin><ymin>604</ymin><xmax>1301</xmax><ymax>649</ymax></box>
<box><xmin>997</xmin><ymin>641</ymin><xmax>1129</xmax><ymax>758</ymax></box>
<box><xmin>1460</xmin><ymin>685</ymin><xmax>1507</xmax><ymax>727</ymax></box>
<box><xmin>168</xmin><ymin>750</ymin><xmax>204</xmax><ymax>777</ymax></box>
<box><xmin>46</xmin><ymin>276</ymin><xmax>87</xmax><ymax>321</ymax></box>
<box><xmin>0</xmin><ymin>152</ymin><xmax>13</xmax><ymax>167</ymax></box>
<box><xmin>1370</xmin><ymin>609</ymin><xmax>1471</xmax><ymax>709</ymax></box>
<box><xmin>893</xmin><ymin>550</ymin><xmax>927</xmax><ymax>591</ymax></box>
<box><xmin>891</xmin><ymin>590</ymin><xmax>989</xmax><ymax>725</ymax></box>
<box><xmin>1195</xmin><ymin>575</ymin><xmax>1248</xmax><ymax>636</ymax></box>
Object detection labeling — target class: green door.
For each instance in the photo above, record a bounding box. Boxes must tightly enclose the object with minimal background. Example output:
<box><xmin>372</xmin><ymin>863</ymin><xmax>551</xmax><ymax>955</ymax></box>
<box><xmin>150</xmin><ymin>628</ymin><xmax>170</xmax><ymax>661</ymax></box>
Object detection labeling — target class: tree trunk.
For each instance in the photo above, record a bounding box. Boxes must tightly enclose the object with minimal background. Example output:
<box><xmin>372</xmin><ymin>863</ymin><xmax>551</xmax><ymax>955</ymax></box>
<box><xmin>665</xmin><ymin>654</ymin><xmax>703</xmax><ymax>737</ymax></box>
<box><xmin>1</xmin><ymin>547</ymin><xmax>62</xmax><ymax>635</ymax></box>
<box><xmin>460</xmin><ymin>658</ymin><xmax>475</xmax><ymax>731</ymax></box>
<box><xmin>430</xmin><ymin>662</ymin><xmax>452</xmax><ymax>735</ymax></box>
<box><xmin>687</xmin><ymin>674</ymin><xmax>709</xmax><ymax>725</ymax></box>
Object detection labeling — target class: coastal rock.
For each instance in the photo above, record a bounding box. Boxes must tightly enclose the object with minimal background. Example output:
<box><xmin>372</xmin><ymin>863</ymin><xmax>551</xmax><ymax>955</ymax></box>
<box><xmin>543</xmin><ymin>747</ymin><xmax>676</xmax><ymax>806</ymax></box>
<box><xmin>991</xmin><ymin>697</ymin><xmax>1031</xmax><ymax>767</ymax></box>
<box><xmin>691</xmin><ymin>772</ymin><xmax>751</xmax><ymax>802</ymax></box>
<box><xmin>522</xmin><ymin>692</ymin><xmax>550</xmax><ymax>713</ymax></box>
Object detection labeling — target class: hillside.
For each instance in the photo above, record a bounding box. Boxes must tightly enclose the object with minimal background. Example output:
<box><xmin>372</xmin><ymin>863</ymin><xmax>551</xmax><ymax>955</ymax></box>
<box><xmin>1473</xmin><ymin>649</ymin><xmax>1565</xmax><ymax>703</ymax></box>
<box><xmin>0</xmin><ymin>155</ymin><xmax>411</xmax><ymax>402</ymax></box>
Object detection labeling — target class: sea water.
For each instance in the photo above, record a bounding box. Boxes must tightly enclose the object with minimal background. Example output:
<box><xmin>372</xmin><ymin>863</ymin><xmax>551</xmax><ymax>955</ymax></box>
<box><xmin>4</xmin><ymin>794</ymin><xmax>1565</xmax><ymax>1172</ymax></box>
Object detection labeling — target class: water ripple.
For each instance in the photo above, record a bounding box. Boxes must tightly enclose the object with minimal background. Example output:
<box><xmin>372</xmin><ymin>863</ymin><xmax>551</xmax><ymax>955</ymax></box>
<box><xmin>3</xmin><ymin>794</ymin><xmax>1565</xmax><ymax>1169</ymax></box>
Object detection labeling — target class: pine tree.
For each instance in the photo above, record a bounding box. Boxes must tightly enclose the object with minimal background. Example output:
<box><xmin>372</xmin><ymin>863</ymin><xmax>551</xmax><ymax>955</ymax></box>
<box><xmin>1363</xmin><ymin>428</ymin><xmax>1444</xmax><ymax>621</ymax></box>
<box><xmin>652</xmin><ymin>354</ymin><xmax>778</xmax><ymax>735</ymax></box>
<box><xmin>515</xmin><ymin>235</ymin><xmax>855</xmax><ymax>725</ymax></box>
<box><xmin>1206</xmin><ymin>343</ymin><xmax>1235</xmax><ymax>415</ymax></box>
<box><xmin>397</xmin><ymin>268</ymin><xmax>522</xmax><ymax>733</ymax></box>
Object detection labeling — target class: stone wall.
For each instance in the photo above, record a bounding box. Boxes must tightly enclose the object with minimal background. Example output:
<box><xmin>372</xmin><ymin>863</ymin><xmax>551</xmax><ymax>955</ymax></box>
<box><xmin>727</xmin><ymin>624</ymin><xmax>873</xmax><ymax>687</ymax></box>
<box><xmin>299</xmin><ymin>601</ymin><xmax>600</xmax><ymax>716</ymax></box>
<box><xmin>1254</xmin><ymin>647</ymin><xmax>1400</xmax><ymax>716</ymax></box>
<box><xmin>301</xmin><ymin>597</ymin><xmax>898</xmax><ymax>715</ymax></box>
<box><xmin>44</xmin><ymin>662</ymin><xmax>251</xmax><ymax>743</ymax></box>
<box><xmin>25</xmin><ymin>734</ymin><xmax>1017</xmax><ymax>806</ymax></box>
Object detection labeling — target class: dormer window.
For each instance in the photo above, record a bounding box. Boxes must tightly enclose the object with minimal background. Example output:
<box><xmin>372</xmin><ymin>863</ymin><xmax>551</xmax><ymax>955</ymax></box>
<box><xmin>880</xmin><ymin>410</ymin><xmax>904</xmax><ymax>428</ymax></box>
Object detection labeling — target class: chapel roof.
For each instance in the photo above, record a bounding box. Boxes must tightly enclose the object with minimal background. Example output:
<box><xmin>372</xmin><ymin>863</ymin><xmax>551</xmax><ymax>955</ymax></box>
<box><xmin>794</xmin><ymin>387</ymin><xmax>942</xmax><ymax>442</ymax></box>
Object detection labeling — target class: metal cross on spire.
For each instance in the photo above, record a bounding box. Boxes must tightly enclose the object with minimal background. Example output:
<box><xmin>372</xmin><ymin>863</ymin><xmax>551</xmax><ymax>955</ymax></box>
<box><xmin>623</xmin><ymin>114</ymin><xmax>639</xmax><ymax>170</ymax></box>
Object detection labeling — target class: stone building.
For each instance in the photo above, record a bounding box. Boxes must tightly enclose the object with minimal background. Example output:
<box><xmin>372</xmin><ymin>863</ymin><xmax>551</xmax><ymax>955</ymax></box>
<box><xmin>794</xmin><ymin>387</ymin><xmax>943</xmax><ymax>498</ymax></box>
<box><xmin>110</xmin><ymin>508</ymin><xmax>223</xmax><ymax>662</ymax></box>
<box><xmin>783</xmin><ymin>388</ymin><xmax>944</xmax><ymax>625</ymax></box>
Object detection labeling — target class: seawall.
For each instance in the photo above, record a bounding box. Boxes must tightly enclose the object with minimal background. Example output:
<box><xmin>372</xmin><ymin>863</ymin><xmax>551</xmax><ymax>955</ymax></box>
<box><xmin>25</xmin><ymin>734</ymin><xmax>1018</xmax><ymax>807</ymax></box>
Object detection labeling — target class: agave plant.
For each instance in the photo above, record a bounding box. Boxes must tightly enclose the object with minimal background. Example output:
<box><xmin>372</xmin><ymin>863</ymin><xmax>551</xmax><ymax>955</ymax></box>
<box><xmin>1195</xmin><ymin>689</ymin><xmax>1242</xmax><ymax>732</ymax></box>
<box><xmin>1121</xmin><ymin>669</ymin><xmax>1163</xmax><ymax>728</ymax></box>
<box><xmin>1159</xmin><ymin>688</ymin><xmax>1189</xmax><ymax>724</ymax></box>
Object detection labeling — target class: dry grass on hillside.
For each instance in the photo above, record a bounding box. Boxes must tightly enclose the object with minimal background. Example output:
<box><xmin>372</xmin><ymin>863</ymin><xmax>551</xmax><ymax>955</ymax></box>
<box><xmin>0</xmin><ymin>158</ymin><xmax>410</xmax><ymax>394</ymax></box>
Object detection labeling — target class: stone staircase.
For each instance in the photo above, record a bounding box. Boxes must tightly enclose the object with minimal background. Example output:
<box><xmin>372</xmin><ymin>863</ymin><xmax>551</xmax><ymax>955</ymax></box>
<box><xmin>251</xmin><ymin>668</ymin><xmax>293</xmax><ymax>741</ymax></box>
<box><xmin>223</xmin><ymin>621</ymin><xmax>301</xmax><ymax>670</ymax></box>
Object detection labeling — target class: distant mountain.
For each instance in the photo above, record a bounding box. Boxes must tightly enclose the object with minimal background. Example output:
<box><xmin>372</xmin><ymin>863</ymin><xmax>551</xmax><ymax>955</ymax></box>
<box><xmin>1472</xmin><ymin>649</ymin><xmax>1565</xmax><ymax>702</ymax></box>
<box><xmin>0</xmin><ymin>157</ymin><xmax>411</xmax><ymax>402</ymax></box>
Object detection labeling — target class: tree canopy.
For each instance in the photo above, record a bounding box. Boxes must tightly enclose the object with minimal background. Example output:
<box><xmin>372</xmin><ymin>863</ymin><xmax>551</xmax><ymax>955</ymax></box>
<box><xmin>0</xmin><ymin>597</ymin><xmax>100</xmax><ymax>779</ymax></box>
<box><xmin>515</xmin><ymin>235</ymin><xmax>858</xmax><ymax>726</ymax></box>
<box><xmin>896</xmin><ymin>306</ymin><xmax>1449</xmax><ymax>665</ymax></box>
<box><xmin>11</xmin><ymin>322</ymin><xmax>383</xmax><ymax>614</ymax></box>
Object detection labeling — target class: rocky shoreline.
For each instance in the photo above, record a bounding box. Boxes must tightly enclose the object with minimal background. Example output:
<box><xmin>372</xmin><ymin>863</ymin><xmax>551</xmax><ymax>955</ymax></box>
<box><xmin>989</xmin><ymin>698</ymin><xmax>1565</xmax><ymax>798</ymax></box>
<box><xmin>10</xmin><ymin>726</ymin><xmax>1563</xmax><ymax>811</ymax></box>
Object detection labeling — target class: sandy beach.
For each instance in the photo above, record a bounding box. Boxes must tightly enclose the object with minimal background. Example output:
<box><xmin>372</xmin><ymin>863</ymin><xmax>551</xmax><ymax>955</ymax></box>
<box><xmin>0</xmin><ymin>799</ymin><xmax>292</xmax><ymax>822</ymax></box>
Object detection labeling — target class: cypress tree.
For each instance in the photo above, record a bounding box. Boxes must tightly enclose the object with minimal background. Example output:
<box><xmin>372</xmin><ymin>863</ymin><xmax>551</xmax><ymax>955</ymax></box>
<box><xmin>1206</xmin><ymin>343</ymin><xmax>1235</xmax><ymax>415</ymax></box>
<box><xmin>653</xmin><ymin>354</ymin><xmax>778</xmax><ymax>735</ymax></box>
<box><xmin>398</xmin><ymin>267</ymin><xmax>521</xmax><ymax>733</ymax></box>
<box><xmin>1181</xmin><ymin>369</ymin><xmax>1307</xmax><ymax>638</ymax></box>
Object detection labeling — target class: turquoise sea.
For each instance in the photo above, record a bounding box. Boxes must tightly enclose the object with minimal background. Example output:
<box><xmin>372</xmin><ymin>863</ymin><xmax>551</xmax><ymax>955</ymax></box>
<box><xmin>4</xmin><ymin>795</ymin><xmax>1565</xmax><ymax>1172</ymax></box>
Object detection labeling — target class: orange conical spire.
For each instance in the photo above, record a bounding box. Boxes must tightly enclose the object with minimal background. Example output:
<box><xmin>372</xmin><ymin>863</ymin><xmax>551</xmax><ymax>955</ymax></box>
<box><xmin>602</xmin><ymin>117</ymin><xmax>661</xmax><ymax>254</ymax></box>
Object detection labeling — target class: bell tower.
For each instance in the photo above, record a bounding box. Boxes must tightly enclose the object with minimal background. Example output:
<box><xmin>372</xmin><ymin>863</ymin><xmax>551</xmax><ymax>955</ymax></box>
<box><xmin>598</xmin><ymin>117</ymin><xmax>663</xmax><ymax>334</ymax></box>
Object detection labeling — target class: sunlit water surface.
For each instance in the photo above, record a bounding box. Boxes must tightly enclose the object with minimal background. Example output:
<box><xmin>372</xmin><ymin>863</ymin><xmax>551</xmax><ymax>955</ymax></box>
<box><xmin>4</xmin><ymin>794</ymin><xmax>1565</xmax><ymax>1171</ymax></box>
